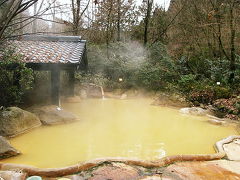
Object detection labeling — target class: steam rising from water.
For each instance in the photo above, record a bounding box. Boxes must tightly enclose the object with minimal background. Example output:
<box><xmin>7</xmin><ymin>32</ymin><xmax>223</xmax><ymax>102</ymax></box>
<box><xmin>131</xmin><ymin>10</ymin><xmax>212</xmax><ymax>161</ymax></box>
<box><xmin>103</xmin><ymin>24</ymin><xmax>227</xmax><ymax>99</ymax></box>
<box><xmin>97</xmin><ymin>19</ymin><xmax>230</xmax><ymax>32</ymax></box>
<box><xmin>88</xmin><ymin>41</ymin><xmax>148</xmax><ymax>75</ymax></box>
<box><xmin>1</xmin><ymin>98</ymin><xmax>237</xmax><ymax>168</ymax></box>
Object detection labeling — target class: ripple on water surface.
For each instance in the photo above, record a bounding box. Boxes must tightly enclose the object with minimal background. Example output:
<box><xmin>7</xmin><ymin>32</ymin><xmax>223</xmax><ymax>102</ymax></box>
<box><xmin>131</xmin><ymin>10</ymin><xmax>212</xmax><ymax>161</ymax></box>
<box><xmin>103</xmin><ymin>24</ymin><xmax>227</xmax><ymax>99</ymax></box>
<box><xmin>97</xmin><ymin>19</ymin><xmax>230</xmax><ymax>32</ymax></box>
<box><xmin>1</xmin><ymin>98</ymin><xmax>237</xmax><ymax>168</ymax></box>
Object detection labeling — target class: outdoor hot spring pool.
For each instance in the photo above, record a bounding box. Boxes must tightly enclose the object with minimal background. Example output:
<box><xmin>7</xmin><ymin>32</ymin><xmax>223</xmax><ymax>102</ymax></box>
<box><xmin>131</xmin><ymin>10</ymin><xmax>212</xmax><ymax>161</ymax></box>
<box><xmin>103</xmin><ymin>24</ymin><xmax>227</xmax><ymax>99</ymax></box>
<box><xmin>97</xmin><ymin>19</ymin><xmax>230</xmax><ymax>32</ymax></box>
<box><xmin>0</xmin><ymin>98</ymin><xmax>237</xmax><ymax>168</ymax></box>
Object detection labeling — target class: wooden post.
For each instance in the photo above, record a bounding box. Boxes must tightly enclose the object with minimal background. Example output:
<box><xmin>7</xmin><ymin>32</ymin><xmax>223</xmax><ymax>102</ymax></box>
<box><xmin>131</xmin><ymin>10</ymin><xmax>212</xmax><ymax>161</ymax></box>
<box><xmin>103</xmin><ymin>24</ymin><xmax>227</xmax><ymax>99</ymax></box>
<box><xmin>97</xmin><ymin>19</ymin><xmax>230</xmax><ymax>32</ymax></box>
<box><xmin>83</xmin><ymin>44</ymin><xmax>88</xmax><ymax>71</ymax></box>
<box><xmin>13</xmin><ymin>71</ymin><xmax>21</xmax><ymax>89</ymax></box>
<box><xmin>67</xmin><ymin>69</ymin><xmax>75</xmax><ymax>97</ymax></box>
<box><xmin>51</xmin><ymin>65</ymin><xmax>60</xmax><ymax>106</ymax></box>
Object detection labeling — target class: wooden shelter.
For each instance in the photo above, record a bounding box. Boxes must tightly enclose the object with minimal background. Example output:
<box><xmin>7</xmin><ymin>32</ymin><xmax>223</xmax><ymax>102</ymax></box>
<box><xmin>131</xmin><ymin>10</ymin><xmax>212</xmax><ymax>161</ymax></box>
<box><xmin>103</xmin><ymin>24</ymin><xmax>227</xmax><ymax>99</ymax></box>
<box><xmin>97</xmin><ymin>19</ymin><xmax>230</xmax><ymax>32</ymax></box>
<box><xmin>11</xmin><ymin>35</ymin><xmax>87</xmax><ymax>106</ymax></box>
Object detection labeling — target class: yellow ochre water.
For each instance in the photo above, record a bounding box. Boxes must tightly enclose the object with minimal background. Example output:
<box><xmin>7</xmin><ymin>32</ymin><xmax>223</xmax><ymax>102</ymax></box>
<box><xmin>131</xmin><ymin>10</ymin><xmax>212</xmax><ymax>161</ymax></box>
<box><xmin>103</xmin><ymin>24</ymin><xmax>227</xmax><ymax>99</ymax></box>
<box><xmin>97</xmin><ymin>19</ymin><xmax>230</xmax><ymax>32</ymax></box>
<box><xmin>1</xmin><ymin>98</ymin><xmax>237</xmax><ymax>168</ymax></box>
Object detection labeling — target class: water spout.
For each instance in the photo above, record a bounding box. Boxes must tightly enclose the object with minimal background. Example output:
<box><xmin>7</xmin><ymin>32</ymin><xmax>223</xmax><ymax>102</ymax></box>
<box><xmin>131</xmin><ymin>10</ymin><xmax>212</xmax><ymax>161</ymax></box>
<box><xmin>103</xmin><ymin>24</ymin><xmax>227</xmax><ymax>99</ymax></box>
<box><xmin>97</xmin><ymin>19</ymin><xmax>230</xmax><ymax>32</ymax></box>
<box><xmin>100</xmin><ymin>86</ymin><xmax>105</xmax><ymax>100</ymax></box>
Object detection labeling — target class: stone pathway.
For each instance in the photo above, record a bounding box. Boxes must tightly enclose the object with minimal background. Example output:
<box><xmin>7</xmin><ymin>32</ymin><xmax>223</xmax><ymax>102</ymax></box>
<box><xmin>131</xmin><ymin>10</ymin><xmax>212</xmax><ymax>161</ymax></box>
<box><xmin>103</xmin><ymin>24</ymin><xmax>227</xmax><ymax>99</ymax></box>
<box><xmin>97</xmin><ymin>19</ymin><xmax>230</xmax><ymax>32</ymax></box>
<box><xmin>1</xmin><ymin>159</ymin><xmax>240</xmax><ymax>180</ymax></box>
<box><xmin>162</xmin><ymin>160</ymin><xmax>240</xmax><ymax>180</ymax></box>
<box><xmin>42</xmin><ymin>160</ymin><xmax>240</xmax><ymax>180</ymax></box>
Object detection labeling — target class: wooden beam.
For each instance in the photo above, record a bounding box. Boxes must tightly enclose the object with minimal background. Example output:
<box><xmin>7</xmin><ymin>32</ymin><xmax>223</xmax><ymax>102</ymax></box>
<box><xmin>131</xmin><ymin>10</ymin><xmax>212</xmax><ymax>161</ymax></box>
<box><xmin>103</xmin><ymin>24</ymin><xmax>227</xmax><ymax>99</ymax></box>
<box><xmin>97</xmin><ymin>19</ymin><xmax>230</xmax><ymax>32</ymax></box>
<box><xmin>51</xmin><ymin>65</ymin><xmax>60</xmax><ymax>106</ymax></box>
<box><xmin>13</xmin><ymin>68</ymin><xmax>21</xmax><ymax>89</ymax></box>
<box><xmin>26</xmin><ymin>63</ymin><xmax>78</xmax><ymax>71</ymax></box>
<box><xmin>83</xmin><ymin>44</ymin><xmax>88</xmax><ymax>71</ymax></box>
<box><xmin>78</xmin><ymin>45</ymin><xmax>88</xmax><ymax>71</ymax></box>
<box><xmin>67</xmin><ymin>69</ymin><xmax>75</xmax><ymax>97</ymax></box>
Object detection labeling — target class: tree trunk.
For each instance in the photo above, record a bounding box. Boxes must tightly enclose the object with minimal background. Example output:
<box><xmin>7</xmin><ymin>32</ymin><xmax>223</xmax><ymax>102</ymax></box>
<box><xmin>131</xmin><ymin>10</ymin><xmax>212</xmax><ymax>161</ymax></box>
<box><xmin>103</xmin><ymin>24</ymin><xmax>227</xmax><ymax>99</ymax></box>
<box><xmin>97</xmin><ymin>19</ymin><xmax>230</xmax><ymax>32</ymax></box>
<box><xmin>117</xmin><ymin>0</ymin><xmax>121</xmax><ymax>41</ymax></box>
<box><xmin>51</xmin><ymin>65</ymin><xmax>60</xmax><ymax>106</ymax></box>
<box><xmin>71</xmin><ymin>0</ymin><xmax>90</xmax><ymax>36</ymax></box>
<box><xmin>0</xmin><ymin>0</ymin><xmax>21</xmax><ymax>40</ymax></box>
<box><xmin>229</xmin><ymin>2</ymin><xmax>236</xmax><ymax>83</ymax></box>
<box><xmin>67</xmin><ymin>70</ymin><xmax>75</xmax><ymax>97</ymax></box>
<box><xmin>106</xmin><ymin>1</ymin><xmax>113</xmax><ymax>58</ymax></box>
<box><xmin>144</xmin><ymin>0</ymin><xmax>153</xmax><ymax>46</ymax></box>
<box><xmin>32</xmin><ymin>1</ymin><xmax>37</xmax><ymax>33</ymax></box>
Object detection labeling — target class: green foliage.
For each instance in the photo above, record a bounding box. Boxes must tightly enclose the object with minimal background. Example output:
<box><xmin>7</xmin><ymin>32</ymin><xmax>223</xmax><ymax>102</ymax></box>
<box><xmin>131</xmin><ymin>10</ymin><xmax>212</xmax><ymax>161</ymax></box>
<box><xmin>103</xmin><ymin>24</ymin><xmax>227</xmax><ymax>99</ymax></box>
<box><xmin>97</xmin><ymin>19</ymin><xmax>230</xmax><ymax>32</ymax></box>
<box><xmin>23</xmin><ymin>71</ymin><xmax>51</xmax><ymax>104</ymax></box>
<box><xmin>84</xmin><ymin>41</ymin><xmax>239</xmax><ymax>109</ymax></box>
<box><xmin>137</xmin><ymin>42</ymin><xmax>178</xmax><ymax>91</ymax></box>
<box><xmin>178</xmin><ymin>75</ymin><xmax>215</xmax><ymax>105</ymax></box>
<box><xmin>0</xmin><ymin>48</ymin><xmax>33</xmax><ymax>107</ymax></box>
<box><xmin>176</xmin><ymin>55</ymin><xmax>240</xmax><ymax>85</ymax></box>
<box><xmin>177</xmin><ymin>74</ymin><xmax>197</xmax><ymax>93</ymax></box>
<box><xmin>214</xmin><ymin>86</ymin><xmax>231</xmax><ymax>99</ymax></box>
<box><xmin>75</xmin><ymin>73</ymin><xmax>111</xmax><ymax>88</ymax></box>
<box><xmin>213</xmin><ymin>98</ymin><xmax>240</xmax><ymax>118</ymax></box>
<box><xmin>175</xmin><ymin>53</ymin><xmax>240</xmax><ymax>105</ymax></box>
<box><xmin>85</xmin><ymin>42</ymin><xmax>179</xmax><ymax>91</ymax></box>
<box><xmin>180</xmin><ymin>80</ymin><xmax>232</xmax><ymax>105</ymax></box>
<box><xmin>85</xmin><ymin>42</ymin><xmax>146</xmax><ymax>90</ymax></box>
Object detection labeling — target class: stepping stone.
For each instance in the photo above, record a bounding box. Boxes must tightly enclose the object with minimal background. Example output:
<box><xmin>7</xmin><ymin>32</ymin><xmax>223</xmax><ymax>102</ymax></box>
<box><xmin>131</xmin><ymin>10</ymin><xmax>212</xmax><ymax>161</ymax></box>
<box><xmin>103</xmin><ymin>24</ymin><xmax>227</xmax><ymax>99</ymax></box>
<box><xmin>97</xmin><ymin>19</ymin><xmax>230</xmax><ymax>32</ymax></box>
<box><xmin>215</xmin><ymin>135</ymin><xmax>240</xmax><ymax>161</ymax></box>
<box><xmin>0</xmin><ymin>171</ymin><xmax>27</xmax><ymax>180</ymax></box>
<box><xmin>0</xmin><ymin>136</ymin><xmax>20</xmax><ymax>159</ymax></box>
<box><xmin>223</xmin><ymin>139</ymin><xmax>240</xmax><ymax>161</ymax></box>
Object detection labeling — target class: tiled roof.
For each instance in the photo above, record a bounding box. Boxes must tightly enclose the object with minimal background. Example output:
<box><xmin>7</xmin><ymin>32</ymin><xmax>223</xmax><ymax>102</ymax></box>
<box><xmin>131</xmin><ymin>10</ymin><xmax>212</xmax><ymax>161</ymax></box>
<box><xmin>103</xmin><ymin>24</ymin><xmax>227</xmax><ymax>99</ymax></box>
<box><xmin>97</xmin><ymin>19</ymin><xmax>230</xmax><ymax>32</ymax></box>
<box><xmin>9</xmin><ymin>35</ymin><xmax>86</xmax><ymax>64</ymax></box>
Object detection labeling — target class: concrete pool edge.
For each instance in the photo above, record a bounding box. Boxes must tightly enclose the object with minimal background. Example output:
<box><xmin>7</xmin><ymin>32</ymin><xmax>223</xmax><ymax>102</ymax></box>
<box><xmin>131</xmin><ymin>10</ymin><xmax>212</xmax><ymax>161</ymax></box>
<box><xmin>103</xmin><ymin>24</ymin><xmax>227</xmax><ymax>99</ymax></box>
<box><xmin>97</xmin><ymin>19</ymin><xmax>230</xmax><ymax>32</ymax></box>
<box><xmin>0</xmin><ymin>152</ymin><xmax>226</xmax><ymax>178</ymax></box>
